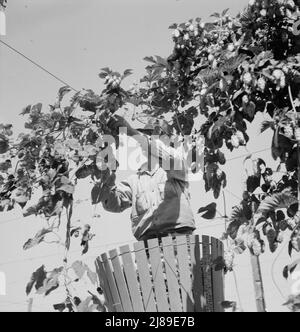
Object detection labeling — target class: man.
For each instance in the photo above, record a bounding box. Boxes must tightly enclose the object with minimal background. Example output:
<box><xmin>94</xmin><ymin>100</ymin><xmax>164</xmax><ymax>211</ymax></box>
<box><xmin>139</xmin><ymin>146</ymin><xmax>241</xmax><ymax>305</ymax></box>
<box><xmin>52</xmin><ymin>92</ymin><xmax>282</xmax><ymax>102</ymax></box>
<box><xmin>100</xmin><ymin>115</ymin><xmax>196</xmax><ymax>241</ymax></box>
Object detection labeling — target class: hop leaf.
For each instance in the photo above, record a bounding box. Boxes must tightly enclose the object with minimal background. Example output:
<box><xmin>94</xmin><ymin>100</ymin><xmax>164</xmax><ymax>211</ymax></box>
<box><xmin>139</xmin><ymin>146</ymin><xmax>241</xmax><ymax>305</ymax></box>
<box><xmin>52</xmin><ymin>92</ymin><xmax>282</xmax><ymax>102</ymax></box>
<box><xmin>20</xmin><ymin>105</ymin><xmax>32</xmax><ymax>116</ymax></box>
<box><xmin>123</xmin><ymin>69</ymin><xmax>133</xmax><ymax>78</ymax></box>
<box><xmin>57</xmin><ymin>86</ymin><xmax>72</xmax><ymax>103</ymax></box>
<box><xmin>213</xmin><ymin>256</ymin><xmax>226</xmax><ymax>271</ymax></box>
<box><xmin>283</xmin><ymin>259</ymin><xmax>300</xmax><ymax>280</ymax></box>
<box><xmin>71</xmin><ymin>260</ymin><xmax>97</xmax><ymax>285</ymax></box>
<box><xmin>258</xmin><ymin>188</ymin><xmax>298</xmax><ymax>215</ymax></box>
<box><xmin>36</xmin><ymin>267</ymin><xmax>63</xmax><ymax>296</ymax></box>
<box><xmin>220</xmin><ymin>301</ymin><xmax>237</xmax><ymax>311</ymax></box>
<box><xmin>23</xmin><ymin>228</ymin><xmax>52</xmax><ymax>250</ymax></box>
<box><xmin>26</xmin><ymin>265</ymin><xmax>47</xmax><ymax>296</ymax></box>
<box><xmin>197</xmin><ymin>202</ymin><xmax>217</xmax><ymax>219</ymax></box>
<box><xmin>0</xmin><ymin>134</ymin><xmax>9</xmax><ymax>154</ymax></box>
<box><xmin>290</xmin><ymin>228</ymin><xmax>300</xmax><ymax>253</ymax></box>
<box><xmin>0</xmin><ymin>1</ymin><xmax>7</xmax><ymax>8</ymax></box>
<box><xmin>227</xmin><ymin>220</ymin><xmax>241</xmax><ymax>240</ymax></box>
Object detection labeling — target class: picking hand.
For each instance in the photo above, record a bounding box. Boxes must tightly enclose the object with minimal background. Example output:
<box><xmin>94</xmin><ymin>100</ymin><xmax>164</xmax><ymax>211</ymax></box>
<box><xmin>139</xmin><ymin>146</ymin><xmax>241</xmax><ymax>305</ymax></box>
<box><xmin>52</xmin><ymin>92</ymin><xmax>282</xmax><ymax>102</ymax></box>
<box><xmin>107</xmin><ymin>115</ymin><xmax>138</xmax><ymax>136</ymax></box>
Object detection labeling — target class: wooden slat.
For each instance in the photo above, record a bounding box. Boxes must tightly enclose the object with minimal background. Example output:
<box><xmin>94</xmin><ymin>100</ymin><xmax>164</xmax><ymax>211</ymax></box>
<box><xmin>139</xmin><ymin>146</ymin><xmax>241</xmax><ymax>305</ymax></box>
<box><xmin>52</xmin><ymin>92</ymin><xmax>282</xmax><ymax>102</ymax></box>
<box><xmin>176</xmin><ymin>235</ymin><xmax>194</xmax><ymax>312</ymax></box>
<box><xmin>120</xmin><ymin>245</ymin><xmax>144</xmax><ymax>312</ymax></box>
<box><xmin>162</xmin><ymin>237</ymin><xmax>182</xmax><ymax>312</ymax></box>
<box><xmin>211</xmin><ymin>237</ymin><xmax>224</xmax><ymax>312</ymax></box>
<box><xmin>134</xmin><ymin>241</ymin><xmax>157</xmax><ymax>312</ymax></box>
<box><xmin>148</xmin><ymin>238</ymin><xmax>170</xmax><ymax>312</ymax></box>
<box><xmin>202</xmin><ymin>235</ymin><xmax>214</xmax><ymax>312</ymax></box>
<box><xmin>95</xmin><ymin>258</ymin><xmax>114</xmax><ymax>312</ymax></box>
<box><xmin>109</xmin><ymin>249</ymin><xmax>133</xmax><ymax>312</ymax></box>
<box><xmin>189</xmin><ymin>235</ymin><xmax>204</xmax><ymax>312</ymax></box>
<box><xmin>101</xmin><ymin>253</ymin><xmax>123</xmax><ymax>312</ymax></box>
<box><xmin>97</xmin><ymin>237</ymin><xmax>224</xmax><ymax>313</ymax></box>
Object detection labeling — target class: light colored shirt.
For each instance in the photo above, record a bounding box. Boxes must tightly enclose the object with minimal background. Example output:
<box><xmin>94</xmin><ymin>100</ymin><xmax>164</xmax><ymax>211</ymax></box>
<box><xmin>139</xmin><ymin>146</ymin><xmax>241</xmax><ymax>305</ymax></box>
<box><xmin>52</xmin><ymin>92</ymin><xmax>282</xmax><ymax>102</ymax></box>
<box><xmin>101</xmin><ymin>136</ymin><xmax>196</xmax><ymax>240</ymax></box>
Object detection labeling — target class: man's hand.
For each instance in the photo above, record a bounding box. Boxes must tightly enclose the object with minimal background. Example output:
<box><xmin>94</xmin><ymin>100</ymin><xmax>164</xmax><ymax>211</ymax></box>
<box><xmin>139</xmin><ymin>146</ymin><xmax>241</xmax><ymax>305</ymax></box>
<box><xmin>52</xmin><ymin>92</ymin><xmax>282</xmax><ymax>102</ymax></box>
<box><xmin>108</xmin><ymin>115</ymin><xmax>139</xmax><ymax>137</ymax></box>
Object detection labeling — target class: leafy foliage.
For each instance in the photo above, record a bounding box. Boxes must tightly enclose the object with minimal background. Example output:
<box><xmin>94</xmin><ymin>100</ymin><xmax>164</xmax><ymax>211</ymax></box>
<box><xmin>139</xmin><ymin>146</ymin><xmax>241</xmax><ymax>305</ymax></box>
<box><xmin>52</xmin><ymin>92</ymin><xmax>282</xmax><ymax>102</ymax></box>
<box><xmin>283</xmin><ymin>294</ymin><xmax>300</xmax><ymax>312</ymax></box>
<box><xmin>221</xmin><ymin>300</ymin><xmax>237</xmax><ymax>312</ymax></box>
<box><xmin>226</xmin><ymin>156</ymin><xmax>300</xmax><ymax>257</ymax></box>
<box><xmin>0</xmin><ymin>0</ymin><xmax>7</xmax><ymax>9</ymax></box>
<box><xmin>197</xmin><ymin>202</ymin><xmax>217</xmax><ymax>219</ymax></box>
<box><xmin>23</xmin><ymin>228</ymin><xmax>52</xmax><ymax>250</ymax></box>
<box><xmin>1</xmin><ymin>0</ymin><xmax>300</xmax><ymax>311</ymax></box>
<box><xmin>258</xmin><ymin>188</ymin><xmax>298</xmax><ymax>214</ymax></box>
<box><xmin>26</xmin><ymin>265</ymin><xmax>63</xmax><ymax>297</ymax></box>
<box><xmin>283</xmin><ymin>258</ymin><xmax>300</xmax><ymax>279</ymax></box>
<box><xmin>26</xmin><ymin>265</ymin><xmax>47</xmax><ymax>296</ymax></box>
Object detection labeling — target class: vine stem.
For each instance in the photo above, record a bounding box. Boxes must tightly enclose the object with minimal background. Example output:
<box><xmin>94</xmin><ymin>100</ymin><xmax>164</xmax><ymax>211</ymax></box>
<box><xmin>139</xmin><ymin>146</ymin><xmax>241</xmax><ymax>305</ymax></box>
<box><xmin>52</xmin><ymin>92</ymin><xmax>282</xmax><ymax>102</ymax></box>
<box><xmin>222</xmin><ymin>190</ymin><xmax>244</xmax><ymax>312</ymax></box>
<box><xmin>288</xmin><ymin>85</ymin><xmax>297</xmax><ymax>114</ymax></box>
<box><xmin>288</xmin><ymin>85</ymin><xmax>300</xmax><ymax>213</ymax></box>
<box><xmin>70</xmin><ymin>157</ymin><xmax>90</xmax><ymax>180</ymax></box>
<box><xmin>222</xmin><ymin>191</ymin><xmax>228</xmax><ymax>234</ymax></box>
<box><xmin>298</xmin><ymin>142</ymin><xmax>300</xmax><ymax>214</ymax></box>
<box><xmin>173</xmin><ymin>106</ymin><xmax>185</xmax><ymax>136</ymax></box>
<box><xmin>226</xmin><ymin>92</ymin><xmax>237</xmax><ymax>119</ymax></box>
<box><xmin>62</xmin><ymin>201</ymin><xmax>77</xmax><ymax>312</ymax></box>
<box><xmin>243</xmin><ymin>164</ymin><xmax>266</xmax><ymax>312</ymax></box>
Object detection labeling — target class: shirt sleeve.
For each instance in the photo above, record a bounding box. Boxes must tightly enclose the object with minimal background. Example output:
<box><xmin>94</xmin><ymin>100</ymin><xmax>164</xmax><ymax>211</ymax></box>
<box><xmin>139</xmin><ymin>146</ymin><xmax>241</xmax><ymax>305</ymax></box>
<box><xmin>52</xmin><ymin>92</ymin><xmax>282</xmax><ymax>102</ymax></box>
<box><xmin>101</xmin><ymin>179</ymin><xmax>133</xmax><ymax>213</ymax></box>
<box><xmin>145</xmin><ymin>136</ymin><xmax>188</xmax><ymax>182</ymax></box>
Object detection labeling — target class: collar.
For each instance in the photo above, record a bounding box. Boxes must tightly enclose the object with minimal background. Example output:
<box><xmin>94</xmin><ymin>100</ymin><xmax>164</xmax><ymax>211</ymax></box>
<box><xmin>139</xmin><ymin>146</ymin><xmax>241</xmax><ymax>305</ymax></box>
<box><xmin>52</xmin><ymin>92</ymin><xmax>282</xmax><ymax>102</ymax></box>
<box><xmin>137</xmin><ymin>161</ymin><xmax>160</xmax><ymax>176</ymax></box>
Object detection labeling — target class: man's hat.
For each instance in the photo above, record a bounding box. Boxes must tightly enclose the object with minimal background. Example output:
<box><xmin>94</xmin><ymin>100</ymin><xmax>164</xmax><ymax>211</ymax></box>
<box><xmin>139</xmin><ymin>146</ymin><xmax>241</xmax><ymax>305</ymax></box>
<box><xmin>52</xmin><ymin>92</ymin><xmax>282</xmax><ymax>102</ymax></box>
<box><xmin>137</xmin><ymin>118</ymin><xmax>172</xmax><ymax>136</ymax></box>
<box><xmin>137</xmin><ymin>120</ymin><xmax>156</xmax><ymax>135</ymax></box>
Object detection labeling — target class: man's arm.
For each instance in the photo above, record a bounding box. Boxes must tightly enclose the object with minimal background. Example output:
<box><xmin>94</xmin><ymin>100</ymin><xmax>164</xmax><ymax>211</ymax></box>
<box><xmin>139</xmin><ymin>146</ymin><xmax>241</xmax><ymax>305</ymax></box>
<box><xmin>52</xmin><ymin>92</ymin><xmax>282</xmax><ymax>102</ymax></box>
<box><xmin>130</xmin><ymin>131</ymin><xmax>188</xmax><ymax>181</ymax></box>
<box><xmin>147</xmin><ymin>137</ymin><xmax>188</xmax><ymax>181</ymax></box>
<box><xmin>100</xmin><ymin>173</ymin><xmax>133</xmax><ymax>213</ymax></box>
<box><xmin>107</xmin><ymin>115</ymin><xmax>188</xmax><ymax>181</ymax></box>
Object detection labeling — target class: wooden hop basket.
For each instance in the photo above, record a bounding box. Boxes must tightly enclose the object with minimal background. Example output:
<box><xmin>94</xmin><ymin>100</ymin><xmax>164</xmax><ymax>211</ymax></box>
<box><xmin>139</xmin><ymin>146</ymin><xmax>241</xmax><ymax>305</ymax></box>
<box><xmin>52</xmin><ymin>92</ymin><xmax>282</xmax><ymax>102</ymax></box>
<box><xmin>95</xmin><ymin>235</ymin><xmax>224</xmax><ymax>312</ymax></box>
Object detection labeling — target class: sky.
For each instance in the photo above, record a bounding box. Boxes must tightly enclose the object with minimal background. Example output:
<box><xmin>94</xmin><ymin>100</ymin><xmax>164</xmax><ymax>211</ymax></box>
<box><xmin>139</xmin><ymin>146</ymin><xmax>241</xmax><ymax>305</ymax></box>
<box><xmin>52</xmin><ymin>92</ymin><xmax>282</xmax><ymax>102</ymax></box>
<box><xmin>0</xmin><ymin>0</ymin><xmax>297</xmax><ymax>312</ymax></box>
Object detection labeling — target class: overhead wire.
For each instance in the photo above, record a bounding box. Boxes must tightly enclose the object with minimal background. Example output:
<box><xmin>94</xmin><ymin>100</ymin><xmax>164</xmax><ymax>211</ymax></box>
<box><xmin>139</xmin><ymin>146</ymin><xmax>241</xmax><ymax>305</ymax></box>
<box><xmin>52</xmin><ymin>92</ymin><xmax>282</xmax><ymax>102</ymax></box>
<box><xmin>0</xmin><ymin>39</ymin><xmax>79</xmax><ymax>92</ymax></box>
<box><xmin>226</xmin><ymin>148</ymin><xmax>271</xmax><ymax>162</ymax></box>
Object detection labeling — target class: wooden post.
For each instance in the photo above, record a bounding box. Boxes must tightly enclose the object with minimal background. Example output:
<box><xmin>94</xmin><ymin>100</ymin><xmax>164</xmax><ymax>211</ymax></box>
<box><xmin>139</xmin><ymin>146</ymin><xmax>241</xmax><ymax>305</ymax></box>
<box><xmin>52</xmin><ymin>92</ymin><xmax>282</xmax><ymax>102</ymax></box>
<box><xmin>250</xmin><ymin>254</ymin><xmax>266</xmax><ymax>312</ymax></box>
<box><xmin>27</xmin><ymin>298</ymin><xmax>33</xmax><ymax>313</ymax></box>
<box><xmin>250</xmin><ymin>202</ymin><xmax>267</xmax><ymax>312</ymax></box>
<box><xmin>297</xmin><ymin>140</ymin><xmax>300</xmax><ymax>214</ymax></box>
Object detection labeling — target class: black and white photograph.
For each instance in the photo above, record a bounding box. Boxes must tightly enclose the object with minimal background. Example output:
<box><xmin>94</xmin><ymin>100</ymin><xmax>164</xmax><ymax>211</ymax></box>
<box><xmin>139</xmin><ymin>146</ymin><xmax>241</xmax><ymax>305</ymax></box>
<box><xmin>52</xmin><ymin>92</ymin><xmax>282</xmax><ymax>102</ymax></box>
<box><xmin>0</xmin><ymin>0</ymin><xmax>300</xmax><ymax>314</ymax></box>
